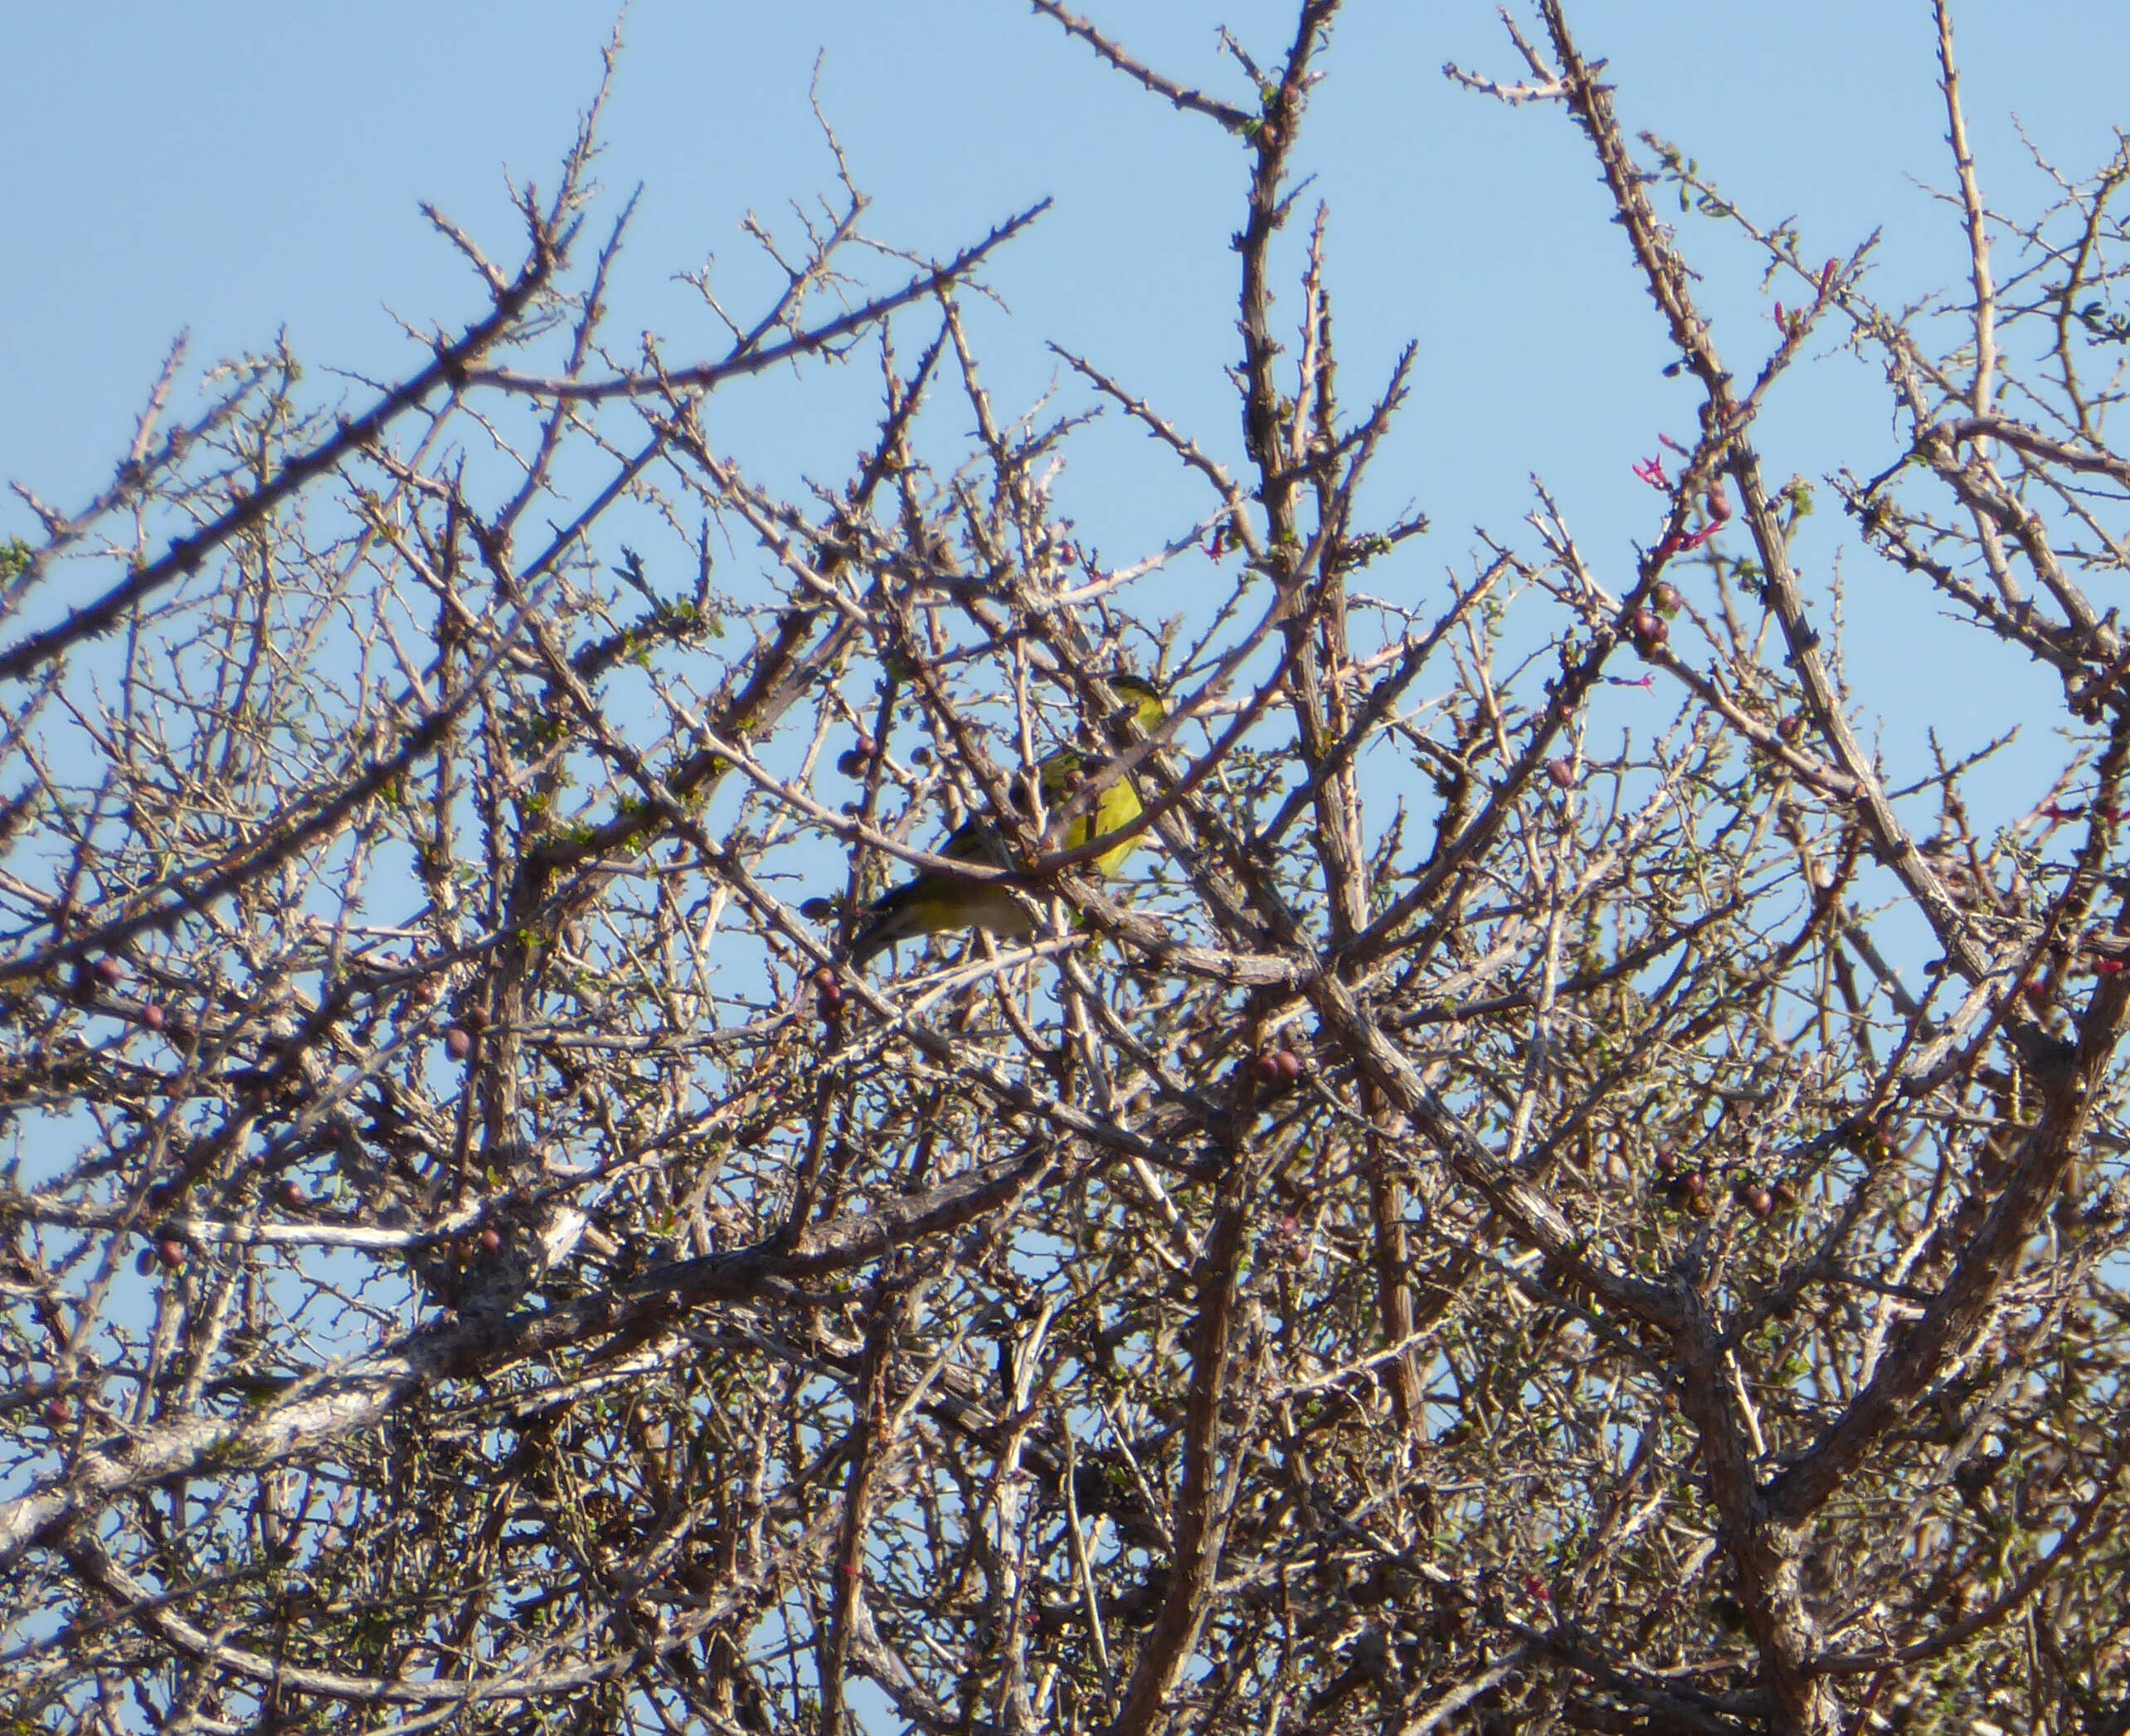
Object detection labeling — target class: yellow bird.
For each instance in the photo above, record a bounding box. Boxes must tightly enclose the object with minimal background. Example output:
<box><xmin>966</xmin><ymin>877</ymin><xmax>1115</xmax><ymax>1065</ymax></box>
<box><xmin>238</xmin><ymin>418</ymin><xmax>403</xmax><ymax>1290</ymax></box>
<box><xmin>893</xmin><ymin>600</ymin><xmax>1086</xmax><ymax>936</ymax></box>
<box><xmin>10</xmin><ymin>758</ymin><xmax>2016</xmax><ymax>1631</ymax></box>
<box><xmin>846</xmin><ymin>675</ymin><xmax>1167</xmax><ymax>971</ymax></box>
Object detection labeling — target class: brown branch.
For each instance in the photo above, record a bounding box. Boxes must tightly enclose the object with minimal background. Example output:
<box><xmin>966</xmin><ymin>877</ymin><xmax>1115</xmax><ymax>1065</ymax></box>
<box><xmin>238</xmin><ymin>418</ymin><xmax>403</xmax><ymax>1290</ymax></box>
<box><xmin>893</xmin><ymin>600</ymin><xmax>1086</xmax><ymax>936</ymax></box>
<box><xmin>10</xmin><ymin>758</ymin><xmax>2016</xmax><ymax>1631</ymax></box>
<box><xmin>1026</xmin><ymin>0</ymin><xmax>1254</xmax><ymax>131</ymax></box>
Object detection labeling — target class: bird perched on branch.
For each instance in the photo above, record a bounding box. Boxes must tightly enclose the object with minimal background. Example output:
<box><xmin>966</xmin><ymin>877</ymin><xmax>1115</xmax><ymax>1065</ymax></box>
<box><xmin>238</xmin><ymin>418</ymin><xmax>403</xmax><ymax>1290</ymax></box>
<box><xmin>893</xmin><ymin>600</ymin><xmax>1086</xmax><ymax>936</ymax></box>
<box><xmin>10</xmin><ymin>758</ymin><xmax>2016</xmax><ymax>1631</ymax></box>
<box><xmin>845</xmin><ymin>674</ymin><xmax>1167</xmax><ymax>972</ymax></box>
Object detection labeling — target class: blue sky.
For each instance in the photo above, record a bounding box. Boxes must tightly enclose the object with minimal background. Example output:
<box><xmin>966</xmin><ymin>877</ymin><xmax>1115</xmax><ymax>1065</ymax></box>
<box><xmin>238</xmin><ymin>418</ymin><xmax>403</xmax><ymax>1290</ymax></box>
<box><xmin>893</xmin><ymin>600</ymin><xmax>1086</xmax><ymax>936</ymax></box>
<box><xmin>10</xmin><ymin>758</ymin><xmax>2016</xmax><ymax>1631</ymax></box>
<box><xmin>6</xmin><ymin>0</ymin><xmax>2128</xmax><ymax>834</ymax></box>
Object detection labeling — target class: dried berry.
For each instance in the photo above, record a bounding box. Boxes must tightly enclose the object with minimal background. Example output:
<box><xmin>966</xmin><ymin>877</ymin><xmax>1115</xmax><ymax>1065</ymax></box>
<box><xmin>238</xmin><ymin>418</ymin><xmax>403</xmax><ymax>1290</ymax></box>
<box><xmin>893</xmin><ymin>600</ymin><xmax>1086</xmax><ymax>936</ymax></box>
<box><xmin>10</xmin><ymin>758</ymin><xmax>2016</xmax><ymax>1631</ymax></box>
<box><xmin>92</xmin><ymin>956</ymin><xmax>124</xmax><ymax>987</ymax></box>
<box><xmin>1546</xmin><ymin>758</ymin><xmax>1576</xmax><ymax>790</ymax></box>
<box><xmin>445</xmin><ymin>1026</ymin><xmax>473</xmax><ymax>1061</ymax></box>
<box><xmin>814</xmin><ymin>967</ymin><xmax>846</xmax><ymax>1015</ymax></box>
<box><xmin>479</xmin><ymin>1226</ymin><xmax>503</xmax><ymax>1253</ymax></box>
<box><xmin>1273</xmin><ymin>1049</ymin><xmax>1304</xmax><ymax>1083</ymax></box>
<box><xmin>157</xmin><ymin>1238</ymin><xmax>187</xmax><ymax>1269</ymax></box>
<box><xmin>140</xmin><ymin>1003</ymin><xmax>167</xmax><ymax>1032</ymax></box>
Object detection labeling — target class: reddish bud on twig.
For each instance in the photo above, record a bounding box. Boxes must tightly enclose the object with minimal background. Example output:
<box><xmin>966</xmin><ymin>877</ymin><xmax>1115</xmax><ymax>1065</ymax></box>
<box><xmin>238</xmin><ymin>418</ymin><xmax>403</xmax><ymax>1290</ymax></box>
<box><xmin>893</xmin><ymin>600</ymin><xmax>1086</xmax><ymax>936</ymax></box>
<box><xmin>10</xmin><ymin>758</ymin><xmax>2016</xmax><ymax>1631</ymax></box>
<box><xmin>140</xmin><ymin>1004</ymin><xmax>167</xmax><ymax>1032</ymax></box>
<box><xmin>1546</xmin><ymin>757</ymin><xmax>1576</xmax><ymax>789</ymax></box>
<box><xmin>812</xmin><ymin>967</ymin><xmax>845</xmax><ymax>1021</ymax></box>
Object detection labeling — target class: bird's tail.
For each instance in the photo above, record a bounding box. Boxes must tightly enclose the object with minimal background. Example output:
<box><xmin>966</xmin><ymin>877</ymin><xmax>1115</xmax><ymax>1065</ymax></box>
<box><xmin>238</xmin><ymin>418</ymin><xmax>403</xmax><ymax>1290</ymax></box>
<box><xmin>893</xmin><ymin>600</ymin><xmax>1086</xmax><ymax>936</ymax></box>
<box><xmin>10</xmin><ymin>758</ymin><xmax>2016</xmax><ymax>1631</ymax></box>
<box><xmin>844</xmin><ymin>883</ymin><xmax>918</xmax><ymax>973</ymax></box>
